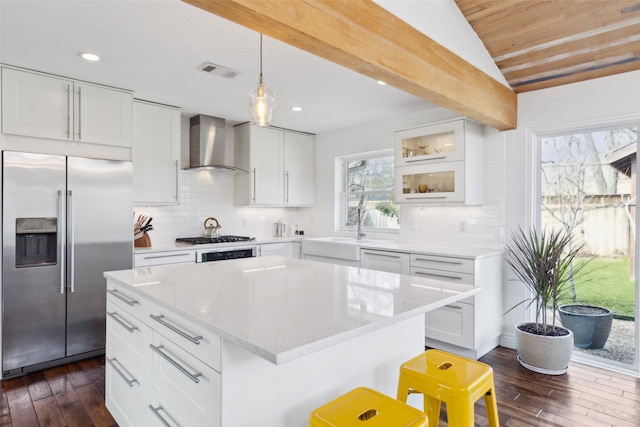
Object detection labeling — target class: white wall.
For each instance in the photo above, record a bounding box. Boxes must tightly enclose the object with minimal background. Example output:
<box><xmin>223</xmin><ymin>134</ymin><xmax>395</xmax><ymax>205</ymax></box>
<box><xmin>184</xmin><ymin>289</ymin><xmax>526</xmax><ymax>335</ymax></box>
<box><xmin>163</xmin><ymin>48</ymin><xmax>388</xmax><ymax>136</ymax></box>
<box><xmin>501</xmin><ymin>70</ymin><xmax>640</xmax><ymax>348</ymax></box>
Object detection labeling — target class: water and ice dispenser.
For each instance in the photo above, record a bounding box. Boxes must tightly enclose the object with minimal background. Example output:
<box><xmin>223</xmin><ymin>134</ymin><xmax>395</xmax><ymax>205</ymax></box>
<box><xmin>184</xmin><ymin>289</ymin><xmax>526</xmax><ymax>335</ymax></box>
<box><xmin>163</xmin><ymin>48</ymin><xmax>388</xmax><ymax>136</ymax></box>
<box><xmin>15</xmin><ymin>218</ymin><xmax>58</xmax><ymax>268</ymax></box>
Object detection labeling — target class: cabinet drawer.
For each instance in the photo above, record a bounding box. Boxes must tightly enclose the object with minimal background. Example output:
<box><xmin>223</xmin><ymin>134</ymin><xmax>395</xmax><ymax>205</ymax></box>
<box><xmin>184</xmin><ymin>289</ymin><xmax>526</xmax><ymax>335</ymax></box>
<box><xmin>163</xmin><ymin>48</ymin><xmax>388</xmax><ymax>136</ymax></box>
<box><xmin>105</xmin><ymin>347</ymin><xmax>154</xmax><ymax>427</ymax></box>
<box><xmin>106</xmin><ymin>301</ymin><xmax>152</xmax><ymax>377</ymax></box>
<box><xmin>424</xmin><ymin>302</ymin><xmax>474</xmax><ymax>349</ymax></box>
<box><xmin>148</xmin><ymin>307</ymin><xmax>221</xmax><ymax>371</ymax></box>
<box><xmin>410</xmin><ymin>254</ymin><xmax>474</xmax><ymax>274</ymax></box>
<box><xmin>147</xmin><ymin>390</ymin><xmax>191</xmax><ymax>427</ymax></box>
<box><xmin>151</xmin><ymin>332</ymin><xmax>221</xmax><ymax>427</ymax></box>
<box><xmin>410</xmin><ymin>267</ymin><xmax>474</xmax><ymax>286</ymax></box>
<box><xmin>135</xmin><ymin>250</ymin><xmax>195</xmax><ymax>267</ymax></box>
<box><xmin>107</xmin><ymin>281</ymin><xmax>153</xmax><ymax>321</ymax></box>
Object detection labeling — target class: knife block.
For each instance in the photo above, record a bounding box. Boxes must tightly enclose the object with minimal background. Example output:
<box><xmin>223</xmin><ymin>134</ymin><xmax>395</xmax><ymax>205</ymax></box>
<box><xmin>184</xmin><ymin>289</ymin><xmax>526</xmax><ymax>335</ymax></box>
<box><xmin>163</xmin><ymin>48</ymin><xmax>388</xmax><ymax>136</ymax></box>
<box><xmin>134</xmin><ymin>233</ymin><xmax>151</xmax><ymax>248</ymax></box>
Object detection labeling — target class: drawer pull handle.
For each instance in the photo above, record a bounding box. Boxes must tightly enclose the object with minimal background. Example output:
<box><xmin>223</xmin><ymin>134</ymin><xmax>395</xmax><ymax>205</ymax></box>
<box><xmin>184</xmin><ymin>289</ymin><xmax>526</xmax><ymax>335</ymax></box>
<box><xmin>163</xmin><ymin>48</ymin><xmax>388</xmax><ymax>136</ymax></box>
<box><xmin>414</xmin><ymin>271</ymin><xmax>463</xmax><ymax>280</ymax></box>
<box><xmin>363</xmin><ymin>252</ymin><xmax>402</xmax><ymax>259</ymax></box>
<box><xmin>150</xmin><ymin>344</ymin><xmax>203</xmax><ymax>383</ymax></box>
<box><xmin>414</xmin><ymin>258</ymin><xmax>463</xmax><ymax>265</ymax></box>
<box><xmin>144</xmin><ymin>253</ymin><xmax>191</xmax><ymax>260</ymax></box>
<box><xmin>106</xmin><ymin>357</ymin><xmax>138</xmax><ymax>387</ymax></box>
<box><xmin>107</xmin><ymin>289</ymin><xmax>139</xmax><ymax>306</ymax></box>
<box><xmin>107</xmin><ymin>311</ymin><xmax>138</xmax><ymax>333</ymax></box>
<box><xmin>150</xmin><ymin>314</ymin><xmax>203</xmax><ymax>344</ymax></box>
<box><xmin>445</xmin><ymin>304</ymin><xmax>463</xmax><ymax>310</ymax></box>
<box><xmin>148</xmin><ymin>405</ymin><xmax>172</xmax><ymax>427</ymax></box>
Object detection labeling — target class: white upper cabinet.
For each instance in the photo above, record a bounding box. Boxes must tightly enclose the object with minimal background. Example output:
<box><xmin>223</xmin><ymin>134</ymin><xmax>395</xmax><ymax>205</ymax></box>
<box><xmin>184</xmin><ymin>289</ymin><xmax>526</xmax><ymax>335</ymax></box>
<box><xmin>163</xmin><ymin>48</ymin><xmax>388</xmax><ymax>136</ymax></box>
<box><xmin>394</xmin><ymin>118</ymin><xmax>483</xmax><ymax>205</ymax></box>
<box><xmin>395</xmin><ymin>118</ymin><xmax>465</xmax><ymax>166</ymax></box>
<box><xmin>1</xmin><ymin>67</ymin><xmax>132</xmax><ymax>147</ymax></box>
<box><xmin>234</xmin><ymin>123</ymin><xmax>315</xmax><ymax>207</ymax></box>
<box><xmin>283</xmin><ymin>130</ymin><xmax>315</xmax><ymax>206</ymax></box>
<box><xmin>132</xmin><ymin>100</ymin><xmax>180</xmax><ymax>205</ymax></box>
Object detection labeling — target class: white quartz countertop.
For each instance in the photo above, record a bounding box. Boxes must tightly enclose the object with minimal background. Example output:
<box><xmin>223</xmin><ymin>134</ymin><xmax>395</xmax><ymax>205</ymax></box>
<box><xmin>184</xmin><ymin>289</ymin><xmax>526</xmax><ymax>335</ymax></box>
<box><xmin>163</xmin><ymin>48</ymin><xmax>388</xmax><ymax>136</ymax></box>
<box><xmin>105</xmin><ymin>256</ymin><xmax>479</xmax><ymax>364</ymax></box>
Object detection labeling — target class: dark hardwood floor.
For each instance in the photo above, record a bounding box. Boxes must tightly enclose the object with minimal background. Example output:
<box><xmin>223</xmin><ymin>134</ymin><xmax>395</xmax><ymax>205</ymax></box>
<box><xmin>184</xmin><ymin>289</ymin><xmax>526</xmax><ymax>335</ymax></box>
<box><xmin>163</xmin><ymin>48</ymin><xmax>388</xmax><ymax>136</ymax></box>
<box><xmin>0</xmin><ymin>347</ymin><xmax>638</xmax><ymax>426</ymax></box>
<box><xmin>0</xmin><ymin>356</ymin><xmax>115</xmax><ymax>427</ymax></box>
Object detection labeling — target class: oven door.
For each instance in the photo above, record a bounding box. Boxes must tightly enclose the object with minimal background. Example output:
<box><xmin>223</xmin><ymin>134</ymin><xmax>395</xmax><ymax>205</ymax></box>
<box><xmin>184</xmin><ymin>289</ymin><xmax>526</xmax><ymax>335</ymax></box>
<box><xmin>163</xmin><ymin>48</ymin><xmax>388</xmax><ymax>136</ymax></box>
<box><xmin>196</xmin><ymin>246</ymin><xmax>257</xmax><ymax>263</ymax></box>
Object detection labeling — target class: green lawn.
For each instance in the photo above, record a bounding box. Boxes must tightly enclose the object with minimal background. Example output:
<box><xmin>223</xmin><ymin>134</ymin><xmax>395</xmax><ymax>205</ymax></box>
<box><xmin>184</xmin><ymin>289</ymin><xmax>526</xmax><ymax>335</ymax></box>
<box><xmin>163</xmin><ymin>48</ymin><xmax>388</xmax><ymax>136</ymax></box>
<box><xmin>565</xmin><ymin>258</ymin><xmax>636</xmax><ymax>318</ymax></box>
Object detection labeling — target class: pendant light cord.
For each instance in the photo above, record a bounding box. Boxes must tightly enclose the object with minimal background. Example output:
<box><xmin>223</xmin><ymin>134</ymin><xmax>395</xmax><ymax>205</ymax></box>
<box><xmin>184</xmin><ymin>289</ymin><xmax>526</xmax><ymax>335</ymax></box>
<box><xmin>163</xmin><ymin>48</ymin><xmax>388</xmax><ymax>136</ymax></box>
<box><xmin>259</xmin><ymin>33</ymin><xmax>263</xmax><ymax>76</ymax></box>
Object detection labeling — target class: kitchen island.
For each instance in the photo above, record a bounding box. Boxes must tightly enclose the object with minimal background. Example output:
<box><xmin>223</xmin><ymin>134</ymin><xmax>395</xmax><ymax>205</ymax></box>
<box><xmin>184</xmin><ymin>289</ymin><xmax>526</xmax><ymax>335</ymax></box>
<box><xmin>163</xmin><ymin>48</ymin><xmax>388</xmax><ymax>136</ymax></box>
<box><xmin>104</xmin><ymin>256</ymin><xmax>480</xmax><ymax>426</ymax></box>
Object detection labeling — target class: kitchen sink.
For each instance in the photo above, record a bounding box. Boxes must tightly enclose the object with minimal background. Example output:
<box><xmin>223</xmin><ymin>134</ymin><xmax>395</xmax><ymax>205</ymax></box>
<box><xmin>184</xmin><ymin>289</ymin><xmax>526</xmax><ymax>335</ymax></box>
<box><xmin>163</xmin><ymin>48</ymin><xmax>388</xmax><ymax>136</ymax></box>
<box><xmin>301</xmin><ymin>237</ymin><xmax>385</xmax><ymax>261</ymax></box>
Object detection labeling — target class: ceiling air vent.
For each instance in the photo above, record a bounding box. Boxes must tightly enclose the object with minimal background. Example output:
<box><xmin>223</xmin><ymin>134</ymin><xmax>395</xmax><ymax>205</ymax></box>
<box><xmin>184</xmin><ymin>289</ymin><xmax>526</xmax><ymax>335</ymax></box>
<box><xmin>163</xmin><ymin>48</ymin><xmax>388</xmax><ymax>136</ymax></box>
<box><xmin>199</xmin><ymin>62</ymin><xmax>239</xmax><ymax>79</ymax></box>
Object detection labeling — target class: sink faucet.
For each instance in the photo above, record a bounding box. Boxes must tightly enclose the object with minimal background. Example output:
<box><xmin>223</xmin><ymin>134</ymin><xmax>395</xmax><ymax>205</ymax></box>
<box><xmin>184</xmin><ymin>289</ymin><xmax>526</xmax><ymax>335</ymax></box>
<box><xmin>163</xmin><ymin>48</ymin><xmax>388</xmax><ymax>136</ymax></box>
<box><xmin>357</xmin><ymin>207</ymin><xmax>366</xmax><ymax>240</ymax></box>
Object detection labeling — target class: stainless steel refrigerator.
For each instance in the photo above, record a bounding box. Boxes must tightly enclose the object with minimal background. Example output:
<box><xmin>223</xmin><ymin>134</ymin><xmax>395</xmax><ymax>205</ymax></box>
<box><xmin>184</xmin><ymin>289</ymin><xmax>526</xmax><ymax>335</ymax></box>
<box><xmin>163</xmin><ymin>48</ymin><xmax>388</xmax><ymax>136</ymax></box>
<box><xmin>2</xmin><ymin>151</ymin><xmax>132</xmax><ymax>377</ymax></box>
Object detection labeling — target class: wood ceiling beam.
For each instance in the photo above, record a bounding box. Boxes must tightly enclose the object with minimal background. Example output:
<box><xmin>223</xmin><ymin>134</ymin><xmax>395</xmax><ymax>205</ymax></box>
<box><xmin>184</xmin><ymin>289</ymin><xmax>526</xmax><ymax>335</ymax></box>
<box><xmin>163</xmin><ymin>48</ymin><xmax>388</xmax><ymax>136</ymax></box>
<box><xmin>182</xmin><ymin>0</ymin><xmax>517</xmax><ymax>130</ymax></box>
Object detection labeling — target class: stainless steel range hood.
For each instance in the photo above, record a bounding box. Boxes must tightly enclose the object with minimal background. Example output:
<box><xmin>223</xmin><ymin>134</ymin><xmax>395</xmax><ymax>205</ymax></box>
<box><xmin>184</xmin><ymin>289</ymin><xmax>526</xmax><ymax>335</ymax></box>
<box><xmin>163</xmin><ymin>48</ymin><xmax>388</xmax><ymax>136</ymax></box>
<box><xmin>187</xmin><ymin>115</ymin><xmax>247</xmax><ymax>172</ymax></box>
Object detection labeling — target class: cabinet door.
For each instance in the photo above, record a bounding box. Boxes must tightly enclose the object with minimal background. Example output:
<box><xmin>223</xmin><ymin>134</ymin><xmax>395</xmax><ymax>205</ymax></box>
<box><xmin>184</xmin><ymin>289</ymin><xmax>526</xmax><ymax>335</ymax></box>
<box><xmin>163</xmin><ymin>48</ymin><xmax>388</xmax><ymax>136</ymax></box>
<box><xmin>75</xmin><ymin>82</ymin><xmax>132</xmax><ymax>147</ymax></box>
<box><xmin>284</xmin><ymin>132</ymin><xmax>315</xmax><ymax>206</ymax></box>
<box><xmin>1</xmin><ymin>67</ymin><xmax>73</xmax><ymax>140</ymax></box>
<box><xmin>424</xmin><ymin>302</ymin><xmax>474</xmax><ymax>348</ymax></box>
<box><xmin>133</xmin><ymin>101</ymin><xmax>180</xmax><ymax>204</ymax></box>
<box><xmin>396</xmin><ymin>161</ymin><xmax>466</xmax><ymax>203</ymax></box>
<box><xmin>360</xmin><ymin>249</ymin><xmax>410</xmax><ymax>274</ymax></box>
<box><xmin>250</xmin><ymin>126</ymin><xmax>283</xmax><ymax>205</ymax></box>
<box><xmin>394</xmin><ymin>119</ymin><xmax>465</xmax><ymax>167</ymax></box>
<box><xmin>259</xmin><ymin>243</ymin><xmax>293</xmax><ymax>257</ymax></box>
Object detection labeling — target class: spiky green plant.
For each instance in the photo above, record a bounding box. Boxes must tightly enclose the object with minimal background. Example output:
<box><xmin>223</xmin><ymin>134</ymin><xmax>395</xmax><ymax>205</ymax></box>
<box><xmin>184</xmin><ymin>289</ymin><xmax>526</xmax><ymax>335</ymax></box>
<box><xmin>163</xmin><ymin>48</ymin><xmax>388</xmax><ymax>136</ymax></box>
<box><xmin>505</xmin><ymin>227</ymin><xmax>589</xmax><ymax>336</ymax></box>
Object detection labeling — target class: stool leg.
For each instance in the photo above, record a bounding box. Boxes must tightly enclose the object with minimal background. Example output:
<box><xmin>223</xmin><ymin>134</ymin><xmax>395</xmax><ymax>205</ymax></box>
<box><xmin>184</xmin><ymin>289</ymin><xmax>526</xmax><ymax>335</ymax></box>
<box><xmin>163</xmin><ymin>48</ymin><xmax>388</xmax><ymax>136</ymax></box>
<box><xmin>484</xmin><ymin>387</ymin><xmax>500</xmax><ymax>427</ymax></box>
<box><xmin>396</xmin><ymin>375</ymin><xmax>410</xmax><ymax>403</ymax></box>
<box><xmin>444</xmin><ymin>400</ymin><xmax>475</xmax><ymax>427</ymax></box>
<box><xmin>424</xmin><ymin>395</ymin><xmax>441</xmax><ymax>427</ymax></box>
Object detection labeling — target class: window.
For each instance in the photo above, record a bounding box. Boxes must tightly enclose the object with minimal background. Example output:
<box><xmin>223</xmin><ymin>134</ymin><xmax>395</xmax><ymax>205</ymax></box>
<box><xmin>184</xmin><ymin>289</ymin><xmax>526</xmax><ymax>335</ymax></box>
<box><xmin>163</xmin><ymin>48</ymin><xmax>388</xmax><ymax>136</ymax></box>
<box><xmin>341</xmin><ymin>152</ymin><xmax>399</xmax><ymax>231</ymax></box>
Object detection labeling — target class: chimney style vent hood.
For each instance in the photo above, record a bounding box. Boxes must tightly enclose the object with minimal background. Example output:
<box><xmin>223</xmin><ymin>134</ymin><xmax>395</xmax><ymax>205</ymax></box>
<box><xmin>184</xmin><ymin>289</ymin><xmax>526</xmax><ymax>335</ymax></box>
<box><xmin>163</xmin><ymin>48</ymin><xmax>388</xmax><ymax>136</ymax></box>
<box><xmin>187</xmin><ymin>115</ymin><xmax>247</xmax><ymax>173</ymax></box>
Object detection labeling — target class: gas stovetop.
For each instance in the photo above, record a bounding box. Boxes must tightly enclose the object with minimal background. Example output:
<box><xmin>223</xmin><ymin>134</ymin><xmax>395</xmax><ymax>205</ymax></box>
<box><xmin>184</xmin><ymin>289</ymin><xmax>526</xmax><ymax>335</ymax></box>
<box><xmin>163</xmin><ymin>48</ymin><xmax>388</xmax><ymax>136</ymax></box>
<box><xmin>175</xmin><ymin>235</ymin><xmax>255</xmax><ymax>245</ymax></box>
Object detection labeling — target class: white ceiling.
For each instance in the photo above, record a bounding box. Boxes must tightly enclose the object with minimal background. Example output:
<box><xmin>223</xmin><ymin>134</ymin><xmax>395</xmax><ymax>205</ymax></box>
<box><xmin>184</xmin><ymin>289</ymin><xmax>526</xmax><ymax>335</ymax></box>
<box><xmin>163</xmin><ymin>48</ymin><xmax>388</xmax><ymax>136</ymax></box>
<box><xmin>0</xmin><ymin>0</ymin><xmax>438</xmax><ymax>134</ymax></box>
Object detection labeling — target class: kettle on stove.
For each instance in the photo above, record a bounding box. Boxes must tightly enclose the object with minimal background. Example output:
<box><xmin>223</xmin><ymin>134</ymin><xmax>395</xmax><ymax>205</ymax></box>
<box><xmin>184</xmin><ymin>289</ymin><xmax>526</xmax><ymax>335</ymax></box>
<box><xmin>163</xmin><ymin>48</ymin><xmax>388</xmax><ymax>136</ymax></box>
<box><xmin>203</xmin><ymin>217</ymin><xmax>221</xmax><ymax>238</ymax></box>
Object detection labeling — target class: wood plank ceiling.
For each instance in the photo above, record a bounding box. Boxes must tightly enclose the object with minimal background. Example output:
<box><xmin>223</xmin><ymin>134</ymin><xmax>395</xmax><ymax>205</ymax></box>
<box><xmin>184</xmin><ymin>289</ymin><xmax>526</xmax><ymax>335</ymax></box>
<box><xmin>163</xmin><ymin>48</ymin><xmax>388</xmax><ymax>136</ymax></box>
<box><xmin>455</xmin><ymin>0</ymin><xmax>640</xmax><ymax>93</ymax></box>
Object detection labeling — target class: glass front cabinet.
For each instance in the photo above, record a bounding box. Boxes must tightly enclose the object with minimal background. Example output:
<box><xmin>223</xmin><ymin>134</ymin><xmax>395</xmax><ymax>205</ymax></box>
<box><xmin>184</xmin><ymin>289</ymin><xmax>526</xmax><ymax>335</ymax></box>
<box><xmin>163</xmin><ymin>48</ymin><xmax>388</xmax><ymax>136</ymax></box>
<box><xmin>394</xmin><ymin>118</ymin><xmax>483</xmax><ymax>205</ymax></box>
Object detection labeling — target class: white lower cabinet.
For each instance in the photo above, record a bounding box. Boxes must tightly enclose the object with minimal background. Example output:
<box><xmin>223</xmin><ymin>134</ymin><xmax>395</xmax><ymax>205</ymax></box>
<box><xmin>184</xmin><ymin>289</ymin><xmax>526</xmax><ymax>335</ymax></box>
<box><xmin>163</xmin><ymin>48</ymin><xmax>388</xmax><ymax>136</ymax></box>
<box><xmin>257</xmin><ymin>242</ymin><xmax>293</xmax><ymax>257</ymax></box>
<box><xmin>106</xmin><ymin>282</ymin><xmax>221</xmax><ymax>427</ymax></box>
<box><xmin>134</xmin><ymin>250</ymin><xmax>196</xmax><ymax>267</ymax></box>
<box><xmin>410</xmin><ymin>252</ymin><xmax>502</xmax><ymax>359</ymax></box>
<box><xmin>151</xmin><ymin>333</ymin><xmax>220</xmax><ymax>427</ymax></box>
<box><xmin>360</xmin><ymin>249</ymin><xmax>410</xmax><ymax>274</ymax></box>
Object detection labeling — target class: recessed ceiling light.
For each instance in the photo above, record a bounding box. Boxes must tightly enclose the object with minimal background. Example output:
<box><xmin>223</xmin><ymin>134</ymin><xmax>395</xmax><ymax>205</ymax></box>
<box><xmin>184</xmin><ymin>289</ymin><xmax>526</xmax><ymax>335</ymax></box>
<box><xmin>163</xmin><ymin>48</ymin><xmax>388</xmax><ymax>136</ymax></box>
<box><xmin>377</xmin><ymin>80</ymin><xmax>387</xmax><ymax>85</ymax></box>
<box><xmin>81</xmin><ymin>52</ymin><xmax>100</xmax><ymax>62</ymax></box>
<box><xmin>291</xmin><ymin>106</ymin><xmax>302</xmax><ymax>112</ymax></box>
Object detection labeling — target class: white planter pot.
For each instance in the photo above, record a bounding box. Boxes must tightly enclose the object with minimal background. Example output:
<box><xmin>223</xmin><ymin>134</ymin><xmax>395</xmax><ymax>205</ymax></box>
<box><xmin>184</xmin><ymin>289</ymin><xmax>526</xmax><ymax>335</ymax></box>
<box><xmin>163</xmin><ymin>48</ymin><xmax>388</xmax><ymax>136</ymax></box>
<box><xmin>515</xmin><ymin>322</ymin><xmax>574</xmax><ymax>375</ymax></box>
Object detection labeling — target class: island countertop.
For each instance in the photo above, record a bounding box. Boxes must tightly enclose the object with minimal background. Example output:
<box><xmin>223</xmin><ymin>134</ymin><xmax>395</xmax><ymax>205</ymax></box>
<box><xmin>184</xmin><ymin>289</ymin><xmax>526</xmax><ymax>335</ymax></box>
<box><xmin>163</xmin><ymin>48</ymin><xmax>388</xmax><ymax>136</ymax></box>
<box><xmin>104</xmin><ymin>256</ymin><xmax>479</xmax><ymax>364</ymax></box>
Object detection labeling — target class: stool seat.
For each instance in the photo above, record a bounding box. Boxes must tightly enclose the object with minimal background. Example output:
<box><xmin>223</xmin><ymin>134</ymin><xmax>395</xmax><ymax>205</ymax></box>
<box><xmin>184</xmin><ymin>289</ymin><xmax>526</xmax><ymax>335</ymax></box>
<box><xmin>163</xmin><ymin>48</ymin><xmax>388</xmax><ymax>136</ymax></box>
<box><xmin>310</xmin><ymin>387</ymin><xmax>428</xmax><ymax>427</ymax></box>
<box><xmin>397</xmin><ymin>349</ymin><xmax>499</xmax><ymax>427</ymax></box>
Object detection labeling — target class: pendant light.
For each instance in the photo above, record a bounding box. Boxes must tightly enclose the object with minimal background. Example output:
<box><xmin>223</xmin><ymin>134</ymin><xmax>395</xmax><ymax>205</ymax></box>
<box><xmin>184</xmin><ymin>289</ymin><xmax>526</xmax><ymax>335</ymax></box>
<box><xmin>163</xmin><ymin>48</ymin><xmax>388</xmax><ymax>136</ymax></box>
<box><xmin>249</xmin><ymin>33</ymin><xmax>276</xmax><ymax>126</ymax></box>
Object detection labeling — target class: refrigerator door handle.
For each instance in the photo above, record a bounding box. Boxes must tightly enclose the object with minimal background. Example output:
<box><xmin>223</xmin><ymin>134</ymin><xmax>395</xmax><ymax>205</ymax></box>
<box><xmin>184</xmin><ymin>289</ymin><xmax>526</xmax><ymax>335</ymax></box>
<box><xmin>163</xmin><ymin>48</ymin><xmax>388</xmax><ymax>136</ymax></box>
<box><xmin>58</xmin><ymin>190</ymin><xmax>66</xmax><ymax>295</ymax></box>
<box><xmin>68</xmin><ymin>190</ymin><xmax>75</xmax><ymax>293</ymax></box>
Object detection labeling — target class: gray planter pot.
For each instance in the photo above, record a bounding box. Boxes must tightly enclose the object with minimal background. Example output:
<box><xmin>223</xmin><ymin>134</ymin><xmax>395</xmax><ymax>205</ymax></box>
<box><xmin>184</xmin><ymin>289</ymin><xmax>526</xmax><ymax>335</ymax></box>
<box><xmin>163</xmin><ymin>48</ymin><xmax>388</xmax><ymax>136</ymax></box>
<box><xmin>515</xmin><ymin>322</ymin><xmax>574</xmax><ymax>375</ymax></box>
<box><xmin>559</xmin><ymin>304</ymin><xmax>612</xmax><ymax>349</ymax></box>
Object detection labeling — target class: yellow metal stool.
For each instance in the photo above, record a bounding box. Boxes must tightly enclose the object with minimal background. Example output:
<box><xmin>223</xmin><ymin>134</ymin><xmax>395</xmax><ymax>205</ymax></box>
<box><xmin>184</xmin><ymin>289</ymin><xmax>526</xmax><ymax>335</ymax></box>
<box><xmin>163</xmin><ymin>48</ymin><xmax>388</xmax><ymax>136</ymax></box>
<box><xmin>310</xmin><ymin>387</ymin><xmax>428</xmax><ymax>427</ymax></box>
<box><xmin>396</xmin><ymin>349</ymin><xmax>499</xmax><ymax>427</ymax></box>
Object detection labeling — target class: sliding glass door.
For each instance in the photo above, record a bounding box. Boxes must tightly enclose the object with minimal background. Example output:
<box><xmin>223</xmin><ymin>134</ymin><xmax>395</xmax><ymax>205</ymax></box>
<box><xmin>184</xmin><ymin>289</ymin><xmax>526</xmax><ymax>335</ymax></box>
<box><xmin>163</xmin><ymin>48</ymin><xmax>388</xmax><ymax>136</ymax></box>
<box><xmin>539</xmin><ymin>124</ymin><xmax>638</xmax><ymax>372</ymax></box>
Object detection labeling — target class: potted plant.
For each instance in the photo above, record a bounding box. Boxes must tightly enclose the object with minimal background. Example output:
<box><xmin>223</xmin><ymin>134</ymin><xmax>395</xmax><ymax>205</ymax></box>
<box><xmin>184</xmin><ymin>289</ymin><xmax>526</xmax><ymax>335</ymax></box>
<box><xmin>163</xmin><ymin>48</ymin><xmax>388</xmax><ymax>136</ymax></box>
<box><xmin>559</xmin><ymin>304</ymin><xmax>612</xmax><ymax>349</ymax></box>
<box><xmin>505</xmin><ymin>227</ymin><xmax>589</xmax><ymax>375</ymax></box>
